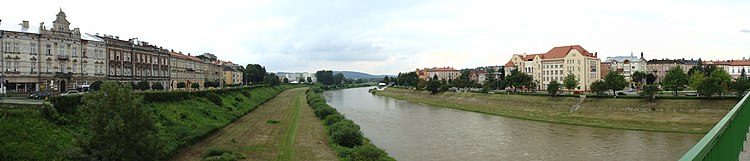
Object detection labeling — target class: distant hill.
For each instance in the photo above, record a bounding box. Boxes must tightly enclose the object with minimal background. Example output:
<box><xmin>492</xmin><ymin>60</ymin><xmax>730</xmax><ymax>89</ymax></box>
<box><xmin>274</xmin><ymin>71</ymin><xmax>393</xmax><ymax>80</ymax></box>
<box><xmin>334</xmin><ymin>71</ymin><xmax>393</xmax><ymax>79</ymax></box>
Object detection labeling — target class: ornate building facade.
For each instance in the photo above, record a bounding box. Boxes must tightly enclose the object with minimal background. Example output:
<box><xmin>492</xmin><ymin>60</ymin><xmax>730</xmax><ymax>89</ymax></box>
<box><xmin>0</xmin><ymin>10</ymin><xmax>107</xmax><ymax>94</ymax></box>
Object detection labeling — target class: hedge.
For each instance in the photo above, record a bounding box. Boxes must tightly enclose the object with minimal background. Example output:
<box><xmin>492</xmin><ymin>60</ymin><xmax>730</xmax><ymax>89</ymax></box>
<box><xmin>49</xmin><ymin>85</ymin><xmax>271</xmax><ymax>112</ymax></box>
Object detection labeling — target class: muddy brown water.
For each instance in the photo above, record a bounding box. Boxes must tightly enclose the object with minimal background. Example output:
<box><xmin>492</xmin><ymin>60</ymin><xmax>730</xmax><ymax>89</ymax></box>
<box><xmin>323</xmin><ymin>87</ymin><xmax>703</xmax><ymax>161</ymax></box>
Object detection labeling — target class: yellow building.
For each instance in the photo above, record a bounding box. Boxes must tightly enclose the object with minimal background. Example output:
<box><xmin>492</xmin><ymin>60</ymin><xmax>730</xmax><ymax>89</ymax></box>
<box><xmin>504</xmin><ymin>45</ymin><xmax>601</xmax><ymax>91</ymax></box>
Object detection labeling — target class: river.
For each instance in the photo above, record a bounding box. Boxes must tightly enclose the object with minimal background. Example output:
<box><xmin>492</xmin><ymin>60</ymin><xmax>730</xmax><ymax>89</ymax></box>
<box><xmin>323</xmin><ymin>87</ymin><xmax>703</xmax><ymax>161</ymax></box>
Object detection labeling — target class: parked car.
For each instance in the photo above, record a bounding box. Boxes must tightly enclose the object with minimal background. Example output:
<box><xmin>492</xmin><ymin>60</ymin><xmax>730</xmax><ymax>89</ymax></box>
<box><xmin>60</xmin><ymin>90</ymin><xmax>80</xmax><ymax>96</ymax></box>
<box><xmin>573</xmin><ymin>91</ymin><xmax>583</xmax><ymax>94</ymax></box>
<box><xmin>28</xmin><ymin>91</ymin><xmax>52</xmax><ymax>99</ymax></box>
<box><xmin>686</xmin><ymin>92</ymin><xmax>698</xmax><ymax>96</ymax></box>
<box><xmin>617</xmin><ymin>92</ymin><xmax>627</xmax><ymax>96</ymax></box>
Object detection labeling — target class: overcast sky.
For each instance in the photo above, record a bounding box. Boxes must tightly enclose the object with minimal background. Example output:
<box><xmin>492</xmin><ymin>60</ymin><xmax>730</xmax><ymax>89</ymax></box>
<box><xmin>2</xmin><ymin>0</ymin><xmax>749</xmax><ymax>75</ymax></box>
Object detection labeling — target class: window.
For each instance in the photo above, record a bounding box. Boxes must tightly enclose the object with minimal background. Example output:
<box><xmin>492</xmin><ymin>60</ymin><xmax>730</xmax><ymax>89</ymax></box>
<box><xmin>72</xmin><ymin>64</ymin><xmax>77</xmax><ymax>73</ymax></box>
<box><xmin>61</xmin><ymin>64</ymin><xmax>67</xmax><ymax>73</ymax></box>
<box><xmin>59</xmin><ymin>45</ymin><xmax>65</xmax><ymax>56</ymax></box>
<box><xmin>46</xmin><ymin>62</ymin><xmax>51</xmax><ymax>72</ymax></box>
<box><xmin>72</xmin><ymin>47</ymin><xmax>77</xmax><ymax>57</ymax></box>
<box><xmin>4</xmin><ymin>42</ymin><xmax>10</xmax><ymax>51</ymax></box>
<box><xmin>14</xmin><ymin>43</ymin><xmax>19</xmax><ymax>52</ymax></box>
<box><xmin>14</xmin><ymin>61</ymin><xmax>19</xmax><ymax>71</ymax></box>
<box><xmin>30</xmin><ymin>43</ymin><xmax>36</xmax><ymax>54</ymax></box>
<box><xmin>31</xmin><ymin>64</ymin><xmax>35</xmax><ymax>72</ymax></box>
<box><xmin>82</xmin><ymin>65</ymin><xmax>87</xmax><ymax>73</ymax></box>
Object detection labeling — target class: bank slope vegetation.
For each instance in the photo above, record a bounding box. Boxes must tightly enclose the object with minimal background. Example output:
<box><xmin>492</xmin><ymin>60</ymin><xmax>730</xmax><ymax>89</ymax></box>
<box><xmin>306</xmin><ymin>87</ymin><xmax>395</xmax><ymax>161</ymax></box>
<box><xmin>0</xmin><ymin>82</ymin><xmax>294</xmax><ymax>161</ymax></box>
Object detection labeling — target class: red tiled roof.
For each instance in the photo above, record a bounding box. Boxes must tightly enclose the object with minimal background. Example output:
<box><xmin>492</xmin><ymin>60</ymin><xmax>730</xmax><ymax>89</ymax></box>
<box><xmin>504</xmin><ymin>60</ymin><xmax>514</xmax><ymax>67</ymax></box>
<box><xmin>730</xmin><ymin>60</ymin><xmax>750</xmax><ymax>66</ymax></box>
<box><xmin>431</xmin><ymin>67</ymin><xmax>459</xmax><ymax>71</ymax></box>
<box><xmin>543</xmin><ymin>45</ymin><xmax>595</xmax><ymax>59</ymax></box>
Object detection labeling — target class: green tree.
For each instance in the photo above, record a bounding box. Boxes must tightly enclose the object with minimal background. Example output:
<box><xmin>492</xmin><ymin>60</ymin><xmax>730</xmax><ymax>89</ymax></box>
<box><xmin>697</xmin><ymin>77</ymin><xmax>721</xmax><ymax>97</ymax></box>
<box><xmin>688</xmin><ymin>70</ymin><xmax>705</xmax><ymax>90</ymax></box>
<box><xmin>191</xmin><ymin>82</ymin><xmax>200</xmax><ymax>89</ymax></box>
<box><xmin>333</xmin><ymin>73</ymin><xmax>346</xmax><ymax>85</ymax></box>
<box><xmin>396</xmin><ymin>72</ymin><xmax>419</xmax><ymax>87</ymax></box>
<box><xmin>632</xmin><ymin>71</ymin><xmax>647</xmax><ymax>88</ymax></box>
<box><xmin>731</xmin><ymin>68</ymin><xmax>750</xmax><ymax>97</ymax></box>
<box><xmin>591</xmin><ymin>80</ymin><xmax>608</xmax><ymax>95</ymax></box>
<box><xmin>485</xmin><ymin>68</ymin><xmax>498</xmax><ymax>90</ymax></box>
<box><xmin>151</xmin><ymin>82</ymin><xmax>164</xmax><ymax>91</ymax></box>
<box><xmin>79</xmin><ymin>81</ymin><xmax>162</xmax><ymax>160</ymax></box>
<box><xmin>660</xmin><ymin>66</ymin><xmax>689</xmax><ymax>96</ymax></box>
<box><xmin>306</xmin><ymin>77</ymin><xmax>313</xmax><ymax>83</ymax></box>
<box><xmin>264</xmin><ymin>73</ymin><xmax>280</xmax><ymax>85</ymax></box>
<box><xmin>710</xmin><ymin>68</ymin><xmax>732</xmax><ymax>97</ymax></box>
<box><xmin>605</xmin><ymin>72</ymin><xmax>628</xmax><ymax>97</ymax></box>
<box><xmin>136</xmin><ymin>80</ymin><xmax>150</xmax><ymax>91</ymax></box>
<box><xmin>547</xmin><ymin>80</ymin><xmax>561</xmax><ymax>96</ymax></box>
<box><xmin>646</xmin><ymin>73</ymin><xmax>657</xmax><ymax>84</ymax></box>
<box><xmin>298</xmin><ymin>77</ymin><xmax>305</xmax><ymax>84</ymax></box>
<box><xmin>640</xmin><ymin>84</ymin><xmax>659</xmax><ymax>102</ymax></box>
<box><xmin>90</xmin><ymin>81</ymin><xmax>103</xmax><ymax>91</ymax></box>
<box><xmin>507</xmin><ymin>69</ymin><xmax>533</xmax><ymax>92</ymax></box>
<box><xmin>381</xmin><ymin>76</ymin><xmax>390</xmax><ymax>84</ymax></box>
<box><xmin>244</xmin><ymin>64</ymin><xmax>266</xmax><ymax>84</ymax></box>
<box><xmin>315</xmin><ymin>70</ymin><xmax>335</xmax><ymax>85</ymax></box>
<box><xmin>177</xmin><ymin>82</ymin><xmax>186</xmax><ymax>89</ymax></box>
<box><xmin>282</xmin><ymin>77</ymin><xmax>289</xmax><ymax>84</ymax></box>
<box><xmin>426</xmin><ymin>79</ymin><xmax>442</xmax><ymax>94</ymax></box>
<box><xmin>563</xmin><ymin>73</ymin><xmax>578</xmax><ymax>93</ymax></box>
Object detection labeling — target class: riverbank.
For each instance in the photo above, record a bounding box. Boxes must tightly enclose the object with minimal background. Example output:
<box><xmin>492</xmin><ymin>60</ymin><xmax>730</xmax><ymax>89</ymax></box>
<box><xmin>373</xmin><ymin>88</ymin><xmax>737</xmax><ymax>133</ymax></box>
<box><xmin>171</xmin><ymin>88</ymin><xmax>337</xmax><ymax>161</ymax></box>
<box><xmin>0</xmin><ymin>85</ymin><xmax>294</xmax><ymax>160</ymax></box>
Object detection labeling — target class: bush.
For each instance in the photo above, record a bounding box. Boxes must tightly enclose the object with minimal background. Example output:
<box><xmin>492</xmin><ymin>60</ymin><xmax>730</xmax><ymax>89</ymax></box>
<box><xmin>206</xmin><ymin>92</ymin><xmax>223</xmax><ymax>106</ymax></box>
<box><xmin>90</xmin><ymin>81</ymin><xmax>103</xmax><ymax>91</ymax></box>
<box><xmin>177</xmin><ymin>82</ymin><xmax>187</xmax><ymax>89</ymax></box>
<box><xmin>191</xmin><ymin>83</ymin><xmax>200</xmax><ymax>89</ymax></box>
<box><xmin>314</xmin><ymin>106</ymin><xmax>338</xmax><ymax>119</ymax></box>
<box><xmin>137</xmin><ymin>80</ymin><xmax>151</xmax><ymax>91</ymax></box>
<box><xmin>143</xmin><ymin>90</ymin><xmax>191</xmax><ymax>103</ymax></box>
<box><xmin>49</xmin><ymin>95</ymin><xmax>83</xmax><ymax>114</ymax></box>
<box><xmin>151</xmin><ymin>83</ymin><xmax>165</xmax><ymax>91</ymax></box>
<box><xmin>201</xmin><ymin>148</ymin><xmax>245</xmax><ymax>161</ymax></box>
<box><xmin>323</xmin><ymin>114</ymin><xmax>345</xmax><ymax>126</ymax></box>
<box><xmin>329</xmin><ymin>120</ymin><xmax>363</xmax><ymax>148</ymax></box>
<box><xmin>349</xmin><ymin>144</ymin><xmax>389</xmax><ymax>161</ymax></box>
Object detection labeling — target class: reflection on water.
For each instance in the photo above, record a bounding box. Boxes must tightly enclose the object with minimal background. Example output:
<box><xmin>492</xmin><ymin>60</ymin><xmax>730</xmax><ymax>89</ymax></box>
<box><xmin>323</xmin><ymin>87</ymin><xmax>702</xmax><ymax>161</ymax></box>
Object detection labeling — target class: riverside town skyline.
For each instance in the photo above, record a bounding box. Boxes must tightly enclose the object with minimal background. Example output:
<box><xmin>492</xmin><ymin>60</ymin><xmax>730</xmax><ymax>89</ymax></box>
<box><xmin>2</xmin><ymin>1</ymin><xmax>750</xmax><ymax>161</ymax></box>
<box><xmin>0</xmin><ymin>0</ymin><xmax>747</xmax><ymax>75</ymax></box>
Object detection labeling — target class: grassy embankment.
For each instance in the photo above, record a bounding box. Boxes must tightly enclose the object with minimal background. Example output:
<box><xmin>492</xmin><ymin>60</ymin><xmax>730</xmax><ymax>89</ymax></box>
<box><xmin>306</xmin><ymin>87</ymin><xmax>396</xmax><ymax>161</ymax></box>
<box><xmin>171</xmin><ymin>87</ymin><xmax>337</xmax><ymax>161</ymax></box>
<box><xmin>0</xmin><ymin>85</ymin><xmax>294</xmax><ymax>161</ymax></box>
<box><xmin>373</xmin><ymin>88</ymin><xmax>738</xmax><ymax>134</ymax></box>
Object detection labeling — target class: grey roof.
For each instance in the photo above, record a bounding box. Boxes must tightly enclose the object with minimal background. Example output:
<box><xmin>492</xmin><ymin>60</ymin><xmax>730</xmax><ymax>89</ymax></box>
<box><xmin>606</xmin><ymin>56</ymin><xmax>643</xmax><ymax>63</ymax></box>
<box><xmin>81</xmin><ymin>33</ymin><xmax>104</xmax><ymax>42</ymax></box>
<box><xmin>0</xmin><ymin>23</ymin><xmax>40</xmax><ymax>34</ymax></box>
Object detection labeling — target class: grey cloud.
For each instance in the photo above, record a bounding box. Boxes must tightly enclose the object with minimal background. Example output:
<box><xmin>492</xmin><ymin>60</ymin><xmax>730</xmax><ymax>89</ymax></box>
<box><xmin>742</xmin><ymin>29</ymin><xmax>750</xmax><ymax>33</ymax></box>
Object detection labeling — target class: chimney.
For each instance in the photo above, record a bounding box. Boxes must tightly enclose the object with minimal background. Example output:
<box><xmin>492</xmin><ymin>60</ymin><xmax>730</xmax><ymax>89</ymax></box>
<box><xmin>640</xmin><ymin>52</ymin><xmax>644</xmax><ymax>59</ymax></box>
<box><xmin>21</xmin><ymin>20</ymin><xmax>29</xmax><ymax>28</ymax></box>
<box><xmin>115</xmin><ymin>36</ymin><xmax>119</xmax><ymax>39</ymax></box>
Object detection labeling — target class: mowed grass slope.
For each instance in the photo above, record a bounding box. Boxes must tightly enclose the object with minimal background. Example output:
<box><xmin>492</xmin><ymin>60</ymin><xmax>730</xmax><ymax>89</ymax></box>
<box><xmin>374</xmin><ymin>88</ymin><xmax>737</xmax><ymax>133</ymax></box>
<box><xmin>0</xmin><ymin>85</ymin><xmax>292</xmax><ymax>161</ymax></box>
<box><xmin>171</xmin><ymin>88</ymin><xmax>337</xmax><ymax>161</ymax></box>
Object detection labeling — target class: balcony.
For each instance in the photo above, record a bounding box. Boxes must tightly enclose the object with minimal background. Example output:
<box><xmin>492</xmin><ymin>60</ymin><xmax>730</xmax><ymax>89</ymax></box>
<box><xmin>57</xmin><ymin>55</ymin><xmax>70</xmax><ymax>60</ymax></box>
<box><xmin>55</xmin><ymin>72</ymin><xmax>72</xmax><ymax>78</ymax></box>
<box><xmin>187</xmin><ymin>68</ymin><xmax>195</xmax><ymax>71</ymax></box>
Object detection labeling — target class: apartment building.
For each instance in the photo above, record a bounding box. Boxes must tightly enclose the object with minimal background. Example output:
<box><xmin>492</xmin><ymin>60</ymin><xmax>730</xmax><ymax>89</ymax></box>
<box><xmin>503</xmin><ymin>45</ymin><xmax>601</xmax><ymax>91</ymax></box>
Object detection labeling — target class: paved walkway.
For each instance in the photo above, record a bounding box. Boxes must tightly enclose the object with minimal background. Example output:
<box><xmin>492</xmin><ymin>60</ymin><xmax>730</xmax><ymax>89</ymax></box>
<box><xmin>741</xmin><ymin>129</ymin><xmax>750</xmax><ymax>160</ymax></box>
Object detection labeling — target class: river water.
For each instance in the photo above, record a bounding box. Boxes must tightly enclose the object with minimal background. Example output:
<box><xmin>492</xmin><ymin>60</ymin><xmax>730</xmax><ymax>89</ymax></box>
<box><xmin>323</xmin><ymin>87</ymin><xmax>703</xmax><ymax>161</ymax></box>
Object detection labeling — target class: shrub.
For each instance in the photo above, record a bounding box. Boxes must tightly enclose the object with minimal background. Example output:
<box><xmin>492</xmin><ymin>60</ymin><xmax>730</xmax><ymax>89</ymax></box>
<box><xmin>206</xmin><ymin>92</ymin><xmax>223</xmax><ymax>106</ymax></box>
<box><xmin>191</xmin><ymin>83</ymin><xmax>200</xmax><ymax>89</ymax></box>
<box><xmin>349</xmin><ymin>144</ymin><xmax>389</xmax><ymax>161</ymax></box>
<box><xmin>177</xmin><ymin>82</ymin><xmax>187</xmax><ymax>89</ymax></box>
<box><xmin>323</xmin><ymin>114</ymin><xmax>345</xmax><ymax>126</ymax></box>
<box><xmin>329</xmin><ymin>120</ymin><xmax>363</xmax><ymax>148</ymax></box>
<box><xmin>49</xmin><ymin>95</ymin><xmax>83</xmax><ymax>114</ymax></box>
<box><xmin>151</xmin><ymin>83</ymin><xmax>165</xmax><ymax>91</ymax></box>
<box><xmin>90</xmin><ymin>81</ymin><xmax>103</xmax><ymax>91</ymax></box>
<box><xmin>201</xmin><ymin>148</ymin><xmax>245</xmax><ymax>161</ymax></box>
<box><xmin>314</xmin><ymin>106</ymin><xmax>338</xmax><ymax>119</ymax></box>
<box><xmin>137</xmin><ymin>80</ymin><xmax>151</xmax><ymax>91</ymax></box>
<box><xmin>143</xmin><ymin>90</ymin><xmax>191</xmax><ymax>103</ymax></box>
